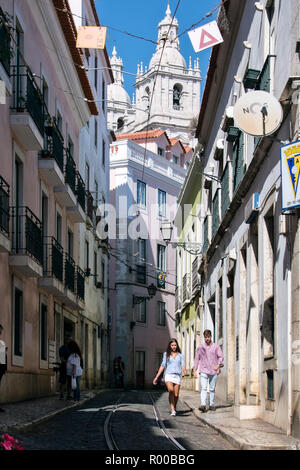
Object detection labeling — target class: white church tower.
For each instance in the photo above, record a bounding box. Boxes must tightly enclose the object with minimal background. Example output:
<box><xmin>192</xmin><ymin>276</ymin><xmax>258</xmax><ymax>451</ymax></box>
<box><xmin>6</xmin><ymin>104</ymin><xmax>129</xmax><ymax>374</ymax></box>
<box><xmin>107</xmin><ymin>3</ymin><xmax>202</xmax><ymax>145</ymax></box>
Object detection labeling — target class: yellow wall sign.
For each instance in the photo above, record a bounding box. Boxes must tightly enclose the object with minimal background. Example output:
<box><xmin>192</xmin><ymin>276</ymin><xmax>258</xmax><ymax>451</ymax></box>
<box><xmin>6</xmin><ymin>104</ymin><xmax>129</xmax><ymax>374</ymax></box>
<box><xmin>281</xmin><ymin>141</ymin><xmax>300</xmax><ymax>210</ymax></box>
<box><xmin>76</xmin><ymin>26</ymin><xmax>107</xmax><ymax>49</ymax></box>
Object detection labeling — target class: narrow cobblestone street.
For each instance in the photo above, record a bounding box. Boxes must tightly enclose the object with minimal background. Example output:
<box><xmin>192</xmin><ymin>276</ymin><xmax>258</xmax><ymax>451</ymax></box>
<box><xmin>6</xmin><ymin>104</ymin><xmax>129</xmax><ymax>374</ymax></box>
<box><xmin>12</xmin><ymin>390</ymin><xmax>236</xmax><ymax>451</ymax></box>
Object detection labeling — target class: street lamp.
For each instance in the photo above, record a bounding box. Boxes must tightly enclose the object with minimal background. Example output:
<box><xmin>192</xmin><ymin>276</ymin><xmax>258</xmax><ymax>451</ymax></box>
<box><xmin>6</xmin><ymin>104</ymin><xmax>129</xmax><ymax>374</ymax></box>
<box><xmin>132</xmin><ymin>283</ymin><xmax>157</xmax><ymax>306</ymax></box>
<box><xmin>160</xmin><ymin>220</ymin><xmax>202</xmax><ymax>256</ymax></box>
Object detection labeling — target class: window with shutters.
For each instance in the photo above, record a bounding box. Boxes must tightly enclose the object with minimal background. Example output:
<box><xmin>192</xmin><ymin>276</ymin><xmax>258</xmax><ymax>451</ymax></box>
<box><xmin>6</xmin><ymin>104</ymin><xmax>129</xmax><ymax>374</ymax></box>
<box><xmin>136</xmin><ymin>238</ymin><xmax>146</xmax><ymax>284</ymax></box>
<box><xmin>135</xmin><ymin>300</ymin><xmax>146</xmax><ymax>323</ymax></box>
<box><xmin>233</xmin><ymin>131</ymin><xmax>244</xmax><ymax>193</ymax></box>
<box><xmin>157</xmin><ymin>301</ymin><xmax>166</xmax><ymax>326</ymax></box>
<box><xmin>221</xmin><ymin>163</ymin><xmax>230</xmax><ymax>219</ymax></box>
<box><xmin>137</xmin><ymin>180</ymin><xmax>146</xmax><ymax>208</ymax></box>
<box><xmin>212</xmin><ymin>191</ymin><xmax>220</xmax><ymax>239</ymax></box>
<box><xmin>256</xmin><ymin>55</ymin><xmax>271</xmax><ymax>93</ymax></box>
<box><xmin>158</xmin><ymin>189</ymin><xmax>166</xmax><ymax>217</ymax></box>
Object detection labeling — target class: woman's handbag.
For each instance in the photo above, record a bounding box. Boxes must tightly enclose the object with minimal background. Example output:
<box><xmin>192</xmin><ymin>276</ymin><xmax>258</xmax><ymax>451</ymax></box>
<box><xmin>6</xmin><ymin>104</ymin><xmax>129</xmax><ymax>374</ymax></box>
<box><xmin>71</xmin><ymin>375</ymin><xmax>77</xmax><ymax>390</ymax></box>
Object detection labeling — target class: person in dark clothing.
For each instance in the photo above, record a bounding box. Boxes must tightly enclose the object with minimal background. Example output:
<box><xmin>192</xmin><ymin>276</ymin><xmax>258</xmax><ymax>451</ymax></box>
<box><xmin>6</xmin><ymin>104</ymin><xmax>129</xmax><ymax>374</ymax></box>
<box><xmin>113</xmin><ymin>356</ymin><xmax>123</xmax><ymax>388</ymax></box>
<box><xmin>118</xmin><ymin>356</ymin><xmax>125</xmax><ymax>388</ymax></box>
<box><xmin>58</xmin><ymin>334</ymin><xmax>72</xmax><ymax>399</ymax></box>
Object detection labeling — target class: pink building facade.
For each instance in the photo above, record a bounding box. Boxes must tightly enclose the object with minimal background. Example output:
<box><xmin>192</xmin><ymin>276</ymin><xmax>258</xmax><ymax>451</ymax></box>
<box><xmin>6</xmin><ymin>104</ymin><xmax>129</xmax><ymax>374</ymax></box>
<box><xmin>0</xmin><ymin>0</ymin><xmax>112</xmax><ymax>401</ymax></box>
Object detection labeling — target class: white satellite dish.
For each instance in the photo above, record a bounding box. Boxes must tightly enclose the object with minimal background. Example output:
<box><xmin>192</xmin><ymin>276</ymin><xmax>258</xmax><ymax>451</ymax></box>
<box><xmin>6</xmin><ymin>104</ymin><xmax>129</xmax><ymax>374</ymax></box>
<box><xmin>233</xmin><ymin>90</ymin><xmax>283</xmax><ymax>137</ymax></box>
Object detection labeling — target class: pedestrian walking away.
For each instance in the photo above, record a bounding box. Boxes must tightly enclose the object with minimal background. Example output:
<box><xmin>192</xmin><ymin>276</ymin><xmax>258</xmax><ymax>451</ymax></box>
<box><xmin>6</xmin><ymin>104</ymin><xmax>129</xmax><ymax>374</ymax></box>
<box><xmin>0</xmin><ymin>324</ymin><xmax>8</xmax><ymax>412</ymax></box>
<box><xmin>118</xmin><ymin>356</ymin><xmax>125</xmax><ymax>389</ymax></box>
<box><xmin>153</xmin><ymin>338</ymin><xmax>186</xmax><ymax>416</ymax></box>
<box><xmin>58</xmin><ymin>334</ymin><xmax>72</xmax><ymax>400</ymax></box>
<box><xmin>113</xmin><ymin>356</ymin><xmax>123</xmax><ymax>388</ymax></box>
<box><xmin>193</xmin><ymin>330</ymin><xmax>224</xmax><ymax>412</ymax></box>
<box><xmin>66</xmin><ymin>340</ymin><xmax>83</xmax><ymax>402</ymax></box>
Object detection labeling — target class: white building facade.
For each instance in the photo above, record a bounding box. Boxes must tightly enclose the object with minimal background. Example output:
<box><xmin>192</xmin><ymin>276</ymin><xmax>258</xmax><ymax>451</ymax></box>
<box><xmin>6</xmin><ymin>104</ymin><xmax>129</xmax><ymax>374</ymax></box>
<box><xmin>194</xmin><ymin>0</ymin><xmax>300</xmax><ymax>437</ymax></box>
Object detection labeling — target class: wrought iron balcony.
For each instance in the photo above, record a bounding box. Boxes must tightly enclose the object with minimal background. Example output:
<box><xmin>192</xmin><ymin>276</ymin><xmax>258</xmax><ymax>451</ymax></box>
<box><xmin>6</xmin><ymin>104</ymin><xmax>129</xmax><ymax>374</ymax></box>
<box><xmin>65</xmin><ymin>149</ymin><xmax>76</xmax><ymax>194</ymax></box>
<box><xmin>0</xmin><ymin>175</ymin><xmax>9</xmax><ymax>235</ymax></box>
<box><xmin>86</xmin><ymin>190</ymin><xmax>96</xmax><ymax>227</ymax></box>
<box><xmin>11</xmin><ymin>65</ymin><xmax>45</xmax><ymax>137</ymax></box>
<box><xmin>43</xmin><ymin>121</ymin><xmax>64</xmax><ymax>173</ymax></box>
<box><xmin>65</xmin><ymin>253</ymin><xmax>75</xmax><ymax>293</ymax></box>
<box><xmin>76</xmin><ymin>266</ymin><xmax>85</xmax><ymax>301</ymax></box>
<box><xmin>76</xmin><ymin>172</ymin><xmax>86</xmax><ymax>212</ymax></box>
<box><xmin>43</xmin><ymin>236</ymin><xmax>64</xmax><ymax>282</ymax></box>
<box><xmin>0</xmin><ymin>8</ymin><xmax>11</xmax><ymax>76</ymax></box>
<box><xmin>11</xmin><ymin>206</ymin><xmax>43</xmax><ymax>263</ymax></box>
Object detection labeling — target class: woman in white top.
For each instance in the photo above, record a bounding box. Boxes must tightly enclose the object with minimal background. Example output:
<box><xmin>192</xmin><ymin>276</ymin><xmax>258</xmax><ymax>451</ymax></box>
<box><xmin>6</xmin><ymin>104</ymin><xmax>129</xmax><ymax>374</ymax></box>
<box><xmin>153</xmin><ymin>338</ymin><xmax>186</xmax><ymax>416</ymax></box>
<box><xmin>66</xmin><ymin>340</ymin><xmax>83</xmax><ymax>401</ymax></box>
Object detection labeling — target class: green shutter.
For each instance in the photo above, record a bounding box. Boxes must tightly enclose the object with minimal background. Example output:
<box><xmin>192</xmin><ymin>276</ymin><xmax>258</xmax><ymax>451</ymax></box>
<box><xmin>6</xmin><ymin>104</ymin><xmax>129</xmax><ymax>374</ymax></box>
<box><xmin>221</xmin><ymin>163</ymin><xmax>230</xmax><ymax>219</ymax></box>
<box><xmin>212</xmin><ymin>191</ymin><xmax>220</xmax><ymax>239</ymax></box>
<box><xmin>233</xmin><ymin>131</ymin><xmax>244</xmax><ymax>192</ymax></box>
<box><xmin>256</xmin><ymin>56</ymin><xmax>271</xmax><ymax>92</ymax></box>
<box><xmin>202</xmin><ymin>217</ymin><xmax>209</xmax><ymax>254</ymax></box>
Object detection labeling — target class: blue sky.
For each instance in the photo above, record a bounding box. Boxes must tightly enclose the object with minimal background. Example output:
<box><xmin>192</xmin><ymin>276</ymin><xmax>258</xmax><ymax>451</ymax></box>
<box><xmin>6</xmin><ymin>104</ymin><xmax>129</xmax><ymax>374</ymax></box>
<box><xmin>95</xmin><ymin>0</ymin><xmax>220</xmax><ymax>97</ymax></box>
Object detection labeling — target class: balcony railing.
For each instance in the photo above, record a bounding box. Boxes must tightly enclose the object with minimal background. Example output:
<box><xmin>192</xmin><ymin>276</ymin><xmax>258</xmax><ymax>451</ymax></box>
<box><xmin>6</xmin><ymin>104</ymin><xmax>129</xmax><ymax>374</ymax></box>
<box><xmin>11</xmin><ymin>206</ymin><xmax>43</xmax><ymax>265</ymax></box>
<box><xmin>0</xmin><ymin>8</ymin><xmax>11</xmax><ymax>76</ymax></box>
<box><xmin>65</xmin><ymin>253</ymin><xmax>75</xmax><ymax>293</ymax></box>
<box><xmin>76</xmin><ymin>172</ymin><xmax>86</xmax><ymax>212</ymax></box>
<box><xmin>43</xmin><ymin>122</ymin><xmax>64</xmax><ymax>172</ymax></box>
<box><xmin>0</xmin><ymin>176</ymin><xmax>9</xmax><ymax>235</ymax></box>
<box><xmin>43</xmin><ymin>236</ymin><xmax>63</xmax><ymax>282</ymax></box>
<box><xmin>11</xmin><ymin>65</ymin><xmax>45</xmax><ymax>136</ymax></box>
<box><xmin>65</xmin><ymin>150</ymin><xmax>76</xmax><ymax>194</ymax></box>
<box><xmin>86</xmin><ymin>190</ymin><xmax>96</xmax><ymax>225</ymax></box>
<box><xmin>76</xmin><ymin>266</ymin><xmax>85</xmax><ymax>301</ymax></box>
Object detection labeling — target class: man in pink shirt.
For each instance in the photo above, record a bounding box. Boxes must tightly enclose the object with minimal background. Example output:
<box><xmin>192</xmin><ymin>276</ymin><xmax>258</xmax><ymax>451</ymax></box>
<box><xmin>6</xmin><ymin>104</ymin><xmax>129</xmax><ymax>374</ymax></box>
<box><xmin>193</xmin><ymin>329</ymin><xmax>224</xmax><ymax>412</ymax></box>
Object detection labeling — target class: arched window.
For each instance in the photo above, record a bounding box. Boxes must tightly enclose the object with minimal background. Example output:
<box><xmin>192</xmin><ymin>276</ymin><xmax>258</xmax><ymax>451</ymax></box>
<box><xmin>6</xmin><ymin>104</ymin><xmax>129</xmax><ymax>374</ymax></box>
<box><xmin>173</xmin><ymin>84</ymin><xmax>182</xmax><ymax>110</ymax></box>
<box><xmin>117</xmin><ymin>117</ymin><xmax>124</xmax><ymax>130</ymax></box>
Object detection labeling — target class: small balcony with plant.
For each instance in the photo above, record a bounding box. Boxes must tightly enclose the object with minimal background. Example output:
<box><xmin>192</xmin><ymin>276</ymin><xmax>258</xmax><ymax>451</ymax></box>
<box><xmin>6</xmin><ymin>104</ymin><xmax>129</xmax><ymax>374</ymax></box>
<box><xmin>10</xmin><ymin>65</ymin><xmax>45</xmax><ymax>150</ymax></box>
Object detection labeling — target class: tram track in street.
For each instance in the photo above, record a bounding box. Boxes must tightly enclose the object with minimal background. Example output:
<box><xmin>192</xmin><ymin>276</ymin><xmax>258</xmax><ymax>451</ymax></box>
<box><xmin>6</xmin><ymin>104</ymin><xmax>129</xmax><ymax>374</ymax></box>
<box><xmin>104</xmin><ymin>391</ymin><xmax>186</xmax><ymax>451</ymax></box>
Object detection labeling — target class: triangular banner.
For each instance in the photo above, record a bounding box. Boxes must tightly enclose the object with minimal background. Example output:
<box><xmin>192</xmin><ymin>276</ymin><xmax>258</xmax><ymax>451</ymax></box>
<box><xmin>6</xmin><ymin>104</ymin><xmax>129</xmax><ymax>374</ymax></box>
<box><xmin>188</xmin><ymin>20</ymin><xmax>223</xmax><ymax>53</ymax></box>
<box><xmin>199</xmin><ymin>28</ymin><xmax>219</xmax><ymax>50</ymax></box>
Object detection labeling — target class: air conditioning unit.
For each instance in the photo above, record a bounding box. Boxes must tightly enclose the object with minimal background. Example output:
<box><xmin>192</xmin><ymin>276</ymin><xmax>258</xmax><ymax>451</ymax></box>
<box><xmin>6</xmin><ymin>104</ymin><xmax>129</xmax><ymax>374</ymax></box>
<box><xmin>244</xmin><ymin>192</ymin><xmax>259</xmax><ymax>224</ymax></box>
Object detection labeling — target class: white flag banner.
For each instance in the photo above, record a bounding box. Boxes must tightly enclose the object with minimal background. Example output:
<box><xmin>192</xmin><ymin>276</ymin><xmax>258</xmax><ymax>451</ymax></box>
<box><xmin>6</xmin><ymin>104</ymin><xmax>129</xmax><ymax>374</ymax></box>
<box><xmin>188</xmin><ymin>21</ymin><xmax>223</xmax><ymax>53</ymax></box>
<box><xmin>76</xmin><ymin>26</ymin><xmax>107</xmax><ymax>50</ymax></box>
